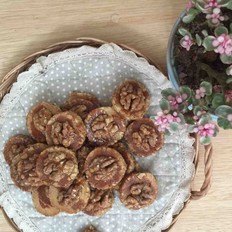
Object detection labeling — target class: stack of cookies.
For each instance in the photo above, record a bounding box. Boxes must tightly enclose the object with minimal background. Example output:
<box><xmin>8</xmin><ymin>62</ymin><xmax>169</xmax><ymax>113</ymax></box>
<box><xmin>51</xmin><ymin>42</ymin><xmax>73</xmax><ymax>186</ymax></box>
<box><xmin>3</xmin><ymin>80</ymin><xmax>164</xmax><ymax>217</ymax></box>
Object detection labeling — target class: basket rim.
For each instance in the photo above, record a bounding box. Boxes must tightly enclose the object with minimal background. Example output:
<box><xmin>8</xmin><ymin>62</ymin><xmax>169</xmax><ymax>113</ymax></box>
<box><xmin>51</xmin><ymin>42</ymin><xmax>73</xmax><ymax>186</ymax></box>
<box><xmin>0</xmin><ymin>37</ymin><xmax>212</xmax><ymax>232</ymax></box>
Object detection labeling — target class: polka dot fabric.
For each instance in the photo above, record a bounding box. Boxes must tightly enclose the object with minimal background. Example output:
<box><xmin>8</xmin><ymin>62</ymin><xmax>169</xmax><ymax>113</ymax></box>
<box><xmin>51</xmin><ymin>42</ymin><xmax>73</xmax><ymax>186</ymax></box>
<box><xmin>0</xmin><ymin>44</ymin><xmax>195</xmax><ymax>232</ymax></box>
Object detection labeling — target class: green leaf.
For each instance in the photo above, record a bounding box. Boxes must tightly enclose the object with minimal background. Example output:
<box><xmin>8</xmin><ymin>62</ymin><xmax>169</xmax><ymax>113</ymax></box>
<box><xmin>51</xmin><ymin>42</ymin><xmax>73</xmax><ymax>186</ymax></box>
<box><xmin>179</xmin><ymin>86</ymin><xmax>192</xmax><ymax>100</ymax></box>
<box><xmin>161</xmin><ymin>88</ymin><xmax>177</xmax><ymax>98</ymax></box>
<box><xmin>164</xmin><ymin>130</ymin><xmax>171</xmax><ymax>136</ymax></box>
<box><xmin>205</xmin><ymin>95</ymin><xmax>212</xmax><ymax>105</ymax></box>
<box><xmin>220</xmin><ymin>54</ymin><xmax>232</xmax><ymax>64</ymax></box>
<box><xmin>193</xmin><ymin>106</ymin><xmax>202</xmax><ymax>116</ymax></box>
<box><xmin>226</xmin><ymin>78</ymin><xmax>232</xmax><ymax>84</ymax></box>
<box><xmin>200</xmin><ymin>136</ymin><xmax>211</xmax><ymax>145</ymax></box>
<box><xmin>230</xmin><ymin>23</ymin><xmax>232</xmax><ymax>34</ymax></box>
<box><xmin>217</xmin><ymin>117</ymin><xmax>232</xmax><ymax>129</ymax></box>
<box><xmin>215</xmin><ymin>105</ymin><xmax>232</xmax><ymax>118</ymax></box>
<box><xmin>178</xmin><ymin>28</ymin><xmax>191</xmax><ymax>37</ymax></box>
<box><xmin>225</xmin><ymin>1</ymin><xmax>232</xmax><ymax>9</ymax></box>
<box><xmin>212</xmin><ymin>94</ymin><xmax>225</xmax><ymax>108</ymax></box>
<box><xmin>200</xmin><ymin>81</ymin><xmax>212</xmax><ymax>95</ymax></box>
<box><xmin>182</xmin><ymin>8</ymin><xmax>200</xmax><ymax>24</ymax></box>
<box><xmin>201</xmin><ymin>29</ymin><xmax>208</xmax><ymax>37</ymax></box>
<box><xmin>196</xmin><ymin>34</ymin><xmax>202</xmax><ymax>46</ymax></box>
<box><xmin>195</xmin><ymin>0</ymin><xmax>208</xmax><ymax>12</ymax></box>
<box><xmin>214</xmin><ymin>26</ymin><xmax>228</xmax><ymax>37</ymax></box>
<box><xmin>226</xmin><ymin>66</ymin><xmax>232</xmax><ymax>76</ymax></box>
<box><xmin>169</xmin><ymin>122</ymin><xmax>179</xmax><ymax>131</ymax></box>
<box><xmin>219</xmin><ymin>0</ymin><xmax>231</xmax><ymax>5</ymax></box>
<box><xmin>159</xmin><ymin>99</ymin><xmax>170</xmax><ymax>112</ymax></box>
<box><xmin>202</xmin><ymin>36</ymin><xmax>215</xmax><ymax>51</ymax></box>
<box><xmin>185</xmin><ymin>116</ymin><xmax>195</xmax><ymax>125</ymax></box>
<box><xmin>199</xmin><ymin>115</ymin><xmax>212</xmax><ymax>125</ymax></box>
<box><xmin>188</xmin><ymin>124</ymin><xmax>197</xmax><ymax>133</ymax></box>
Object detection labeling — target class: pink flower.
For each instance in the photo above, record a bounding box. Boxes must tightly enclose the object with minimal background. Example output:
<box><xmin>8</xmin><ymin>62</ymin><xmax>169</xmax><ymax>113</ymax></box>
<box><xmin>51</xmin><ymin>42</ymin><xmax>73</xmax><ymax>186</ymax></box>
<box><xmin>213</xmin><ymin>84</ymin><xmax>222</xmax><ymax>93</ymax></box>
<box><xmin>186</xmin><ymin>0</ymin><xmax>194</xmax><ymax>11</ymax></box>
<box><xmin>227</xmin><ymin>114</ymin><xmax>232</xmax><ymax>122</ymax></box>
<box><xmin>212</xmin><ymin>34</ymin><xmax>232</xmax><ymax>56</ymax></box>
<box><xmin>194</xmin><ymin>122</ymin><xmax>216</xmax><ymax>137</ymax></box>
<box><xmin>195</xmin><ymin>87</ymin><xmax>206</xmax><ymax>99</ymax></box>
<box><xmin>167</xmin><ymin>94</ymin><xmax>187</xmax><ymax>110</ymax></box>
<box><xmin>180</xmin><ymin>35</ymin><xmax>193</xmax><ymax>51</ymax></box>
<box><xmin>206</xmin><ymin>8</ymin><xmax>224</xmax><ymax>25</ymax></box>
<box><xmin>154</xmin><ymin>111</ymin><xmax>181</xmax><ymax>132</ymax></box>
<box><xmin>205</xmin><ymin>0</ymin><xmax>220</xmax><ymax>9</ymax></box>
<box><xmin>225</xmin><ymin>89</ymin><xmax>232</xmax><ymax>103</ymax></box>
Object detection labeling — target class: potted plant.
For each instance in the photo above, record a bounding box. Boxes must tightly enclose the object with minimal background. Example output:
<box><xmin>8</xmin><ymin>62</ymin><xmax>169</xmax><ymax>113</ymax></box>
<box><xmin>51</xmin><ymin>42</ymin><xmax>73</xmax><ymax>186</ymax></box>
<box><xmin>155</xmin><ymin>0</ymin><xmax>232</xmax><ymax>144</ymax></box>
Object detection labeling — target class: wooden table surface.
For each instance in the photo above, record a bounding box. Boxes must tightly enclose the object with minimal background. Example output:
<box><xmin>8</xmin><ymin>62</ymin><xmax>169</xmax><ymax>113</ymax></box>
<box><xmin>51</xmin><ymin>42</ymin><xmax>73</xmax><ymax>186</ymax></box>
<box><xmin>0</xmin><ymin>0</ymin><xmax>232</xmax><ymax>231</ymax></box>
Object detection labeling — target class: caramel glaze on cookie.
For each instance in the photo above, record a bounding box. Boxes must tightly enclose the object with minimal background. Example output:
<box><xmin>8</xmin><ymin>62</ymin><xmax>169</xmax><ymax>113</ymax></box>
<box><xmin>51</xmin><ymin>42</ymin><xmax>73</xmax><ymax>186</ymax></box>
<box><xmin>27</xmin><ymin>102</ymin><xmax>61</xmax><ymax>142</ymax></box>
<box><xmin>36</xmin><ymin>146</ymin><xmax>78</xmax><ymax>189</ymax></box>
<box><xmin>45</xmin><ymin>111</ymin><xmax>86</xmax><ymax>151</ymax></box>
<box><xmin>63</xmin><ymin>92</ymin><xmax>100</xmax><ymax>120</ymax></box>
<box><xmin>83</xmin><ymin>225</ymin><xmax>99</xmax><ymax>232</ymax></box>
<box><xmin>3</xmin><ymin>134</ymin><xmax>35</xmax><ymax>165</ymax></box>
<box><xmin>10</xmin><ymin>143</ymin><xmax>48</xmax><ymax>191</ymax></box>
<box><xmin>49</xmin><ymin>177</ymin><xmax>90</xmax><ymax>214</ymax></box>
<box><xmin>32</xmin><ymin>185</ymin><xmax>60</xmax><ymax>216</ymax></box>
<box><xmin>83</xmin><ymin>188</ymin><xmax>114</xmax><ymax>216</ymax></box>
<box><xmin>84</xmin><ymin>147</ymin><xmax>126</xmax><ymax>190</ymax></box>
<box><xmin>119</xmin><ymin>172</ymin><xmax>158</xmax><ymax>210</ymax></box>
<box><xmin>112</xmin><ymin>80</ymin><xmax>150</xmax><ymax>120</ymax></box>
<box><xmin>85</xmin><ymin>107</ymin><xmax>126</xmax><ymax>146</ymax></box>
<box><xmin>125</xmin><ymin>118</ymin><xmax>164</xmax><ymax>157</ymax></box>
<box><xmin>111</xmin><ymin>142</ymin><xmax>136</xmax><ymax>175</ymax></box>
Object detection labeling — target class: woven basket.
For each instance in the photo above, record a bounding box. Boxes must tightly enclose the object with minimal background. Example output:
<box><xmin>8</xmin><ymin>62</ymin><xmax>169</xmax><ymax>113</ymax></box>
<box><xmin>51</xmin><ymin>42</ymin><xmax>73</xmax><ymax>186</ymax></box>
<box><xmin>0</xmin><ymin>37</ymin><xmax>213</xmax><ymax>232</ymax></box>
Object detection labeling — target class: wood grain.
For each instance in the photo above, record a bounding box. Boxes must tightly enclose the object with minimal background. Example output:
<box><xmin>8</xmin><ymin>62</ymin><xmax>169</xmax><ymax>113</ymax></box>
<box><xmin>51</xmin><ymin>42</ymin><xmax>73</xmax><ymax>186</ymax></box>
<box><xmin>0</xmin><ymin>0</ymin><xmax>231</xmax><ymax>231</ymax></box>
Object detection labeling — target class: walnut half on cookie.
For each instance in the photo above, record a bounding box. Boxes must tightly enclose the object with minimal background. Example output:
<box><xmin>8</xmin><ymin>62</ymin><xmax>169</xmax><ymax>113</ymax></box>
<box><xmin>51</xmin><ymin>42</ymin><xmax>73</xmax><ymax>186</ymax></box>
<box><xmin>84</xmin><ymin>147</ymin><xmax>126</xmax><ymax>190</ymax></box>
<box><xmin>36</xmin><ymin>146</ymin><xmax>78</xmax><ymax>189</ymax></box>
<box><xmin>83</xmin><ymin>188</ymin><xmax>114</xmax><ymax>216</ymax></box>
<box><xmin>63</xmin><ymin>92</ymin><xmax>100</xmax><ymax>120</ymax></box>
<box><xmin>49</xmin><ymin>178</ymin><xmax>90</xmax><ymax>214</ymax></box>
<box><xmin>112</xmin><ymin>80</ymin><xmax>150</xmax><ymax>120</ymax></box>
<box><xmin>85</xmin><ymin>107</ymin><xmax>126</xmax><ymax>146</ymax></box>
<box><xmin>119</xmin><ymin>172</ymin><xmax>158</xmax><ymax>210</ymax></box>
<box><xmin>26</xmin><ymin>102</ymin><xmax>61</xmax><ymax>142</ymax></box>
<box><xmin>125</xmin><ymin>118</ymin><xmax>164</xmax><ymax>157</ymax></box>
<box><xmin>10</xmin><ymin>143</ymin><xmax>48</xmax><ymax>192</ymax></box>
<box><xmin>45</xmin><ymin>111</ymin><xmax>86</xmax><ymax>151</ymax></box>
<box><xmin>3</xmin><ymin>134</ymin><xmax>35</xmax><ymax>165</ymax></box>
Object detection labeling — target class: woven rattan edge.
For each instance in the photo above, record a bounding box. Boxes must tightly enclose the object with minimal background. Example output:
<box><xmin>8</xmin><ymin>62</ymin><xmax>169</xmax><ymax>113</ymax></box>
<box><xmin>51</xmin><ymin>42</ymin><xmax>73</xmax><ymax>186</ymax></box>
<box><xmin>0</xmin><ymin>38</ymin><xmax>213</xmax><ymax>232</ymax></box>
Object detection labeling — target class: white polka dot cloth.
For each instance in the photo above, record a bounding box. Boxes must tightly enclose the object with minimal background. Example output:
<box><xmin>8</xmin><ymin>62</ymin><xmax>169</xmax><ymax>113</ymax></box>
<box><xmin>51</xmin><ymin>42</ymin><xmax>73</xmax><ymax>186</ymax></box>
<box><xmin>0</xmin><ymin>44</ymin><xmax>195</xmax><ymax>232</ymax></box>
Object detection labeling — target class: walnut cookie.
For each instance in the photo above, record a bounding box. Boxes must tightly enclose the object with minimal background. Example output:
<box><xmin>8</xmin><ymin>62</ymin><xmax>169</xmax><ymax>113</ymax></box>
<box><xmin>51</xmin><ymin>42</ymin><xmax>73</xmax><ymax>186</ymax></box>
<box><xmin>111</xmin><ymin>142</ymin><xmax>136</xmax><ymax>175</ymax></box>
<box><xmin>63</xmin><ymin>92</ymin><xmax>100</xmax><ymax>120</ymax></box>
<box><xmin>45</xmin><ymin>111</ymin><xmax>86</xmax><ymax>151</ymax></box>
<box><xmin>36</xmin><ymin>146</ymin><xmax>78</xmax><ymax>189</ymax></box>
<box><xmin>26</xmin><ymin>102</ymin><xmax>61</xmax><ymax>142</ymax></box>
<box><xmin>3</xmin><ymin>134</ymin><xmax>35</xmax><ymax>165</ymax></box>
<box><xmin>76</xmin><ymin>145</ymin><xmax>93</xmax><ymax>177</ymax></box>
<box><xmin>125</xmin><ymin>118</ymin><xmax>164</xmax><ymax>157</ymax></box>
<box><xmin>32</xmin><ymin>185</ymin><xmax>60</xmax><ymax>216</ymax></box>
<box><xmin>84</xmin><ymin>147</ymin><xmax>127</xmax><ymax>190</ymax></box>
<box><xmin>83</xmin><ymin>225</ymin><xmax>99</xmax><ymax>232</ymax></box>
<box><xmin>119</xmin><ymin>172</ymin><xmax>158</xmax><ymax>210</ymax></box>
<box><xmin>112</xmin><ymin>80</ymin><xmax>150</xmax><ymax>120</ymax></box>
<box><xmin>85</xmin><ymin>107</ymin><xmax>126</xmax><ymax>146</ymax></box>
<box><xmin>83</xmin><ymin>188</ymin><xmax>114</xmax><ymax>216</ymax></box>
<box><xmin>49</xmin><ymin>178</ymin><xmax>90</xmax><ymax>214</ymax></box>
<box><xmin>10</xmin><ymin>143</ymin><xmax>48</xmax><ymax>191</ymax></box>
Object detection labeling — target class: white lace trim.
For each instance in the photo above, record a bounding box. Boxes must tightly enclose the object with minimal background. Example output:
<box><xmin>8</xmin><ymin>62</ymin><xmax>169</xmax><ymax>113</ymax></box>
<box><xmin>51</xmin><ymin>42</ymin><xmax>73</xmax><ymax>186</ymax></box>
<box><xmin>0</xmin><ymin>43</ymin><xmax>195</xmax><ymax>232</ymax></box>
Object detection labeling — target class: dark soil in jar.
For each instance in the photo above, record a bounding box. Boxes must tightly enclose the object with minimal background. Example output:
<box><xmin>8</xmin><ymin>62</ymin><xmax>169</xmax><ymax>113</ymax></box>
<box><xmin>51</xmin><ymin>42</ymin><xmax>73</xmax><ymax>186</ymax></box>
<box><xmin>173</xmin><ymin>8</ymin><xmax>232</xmax><ymax>90</ymax></box>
